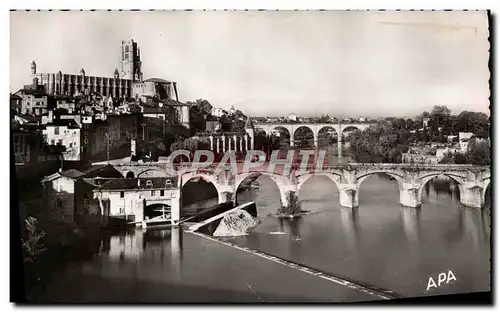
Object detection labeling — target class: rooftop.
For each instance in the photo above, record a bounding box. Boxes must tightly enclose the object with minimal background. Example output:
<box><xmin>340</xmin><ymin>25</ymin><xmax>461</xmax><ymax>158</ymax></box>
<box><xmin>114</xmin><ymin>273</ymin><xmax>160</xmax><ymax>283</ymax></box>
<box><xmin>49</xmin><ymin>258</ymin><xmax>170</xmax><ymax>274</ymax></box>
<box><xmin>95</xmin><ymin>177</ymin><xmax>179</xmax><ymax>191</ymax></box>
<box><xmin>15</xmin><ymin>88</ymin><xmax>47</xmax><ymax>97</ymax></box>
<box><xmin>41</xmin><ymin>169</ymin><xmax>85</xmax><ymax>183</ymax></box>
<box><xmin>144</xmin><ymin>78</ymin><xmax>173</xmax><ymax>84</ymax></box>
<box><xmin>44</xmin><ymin>119</ymin><xmax>80</xmax><ymax>129</ymax></box>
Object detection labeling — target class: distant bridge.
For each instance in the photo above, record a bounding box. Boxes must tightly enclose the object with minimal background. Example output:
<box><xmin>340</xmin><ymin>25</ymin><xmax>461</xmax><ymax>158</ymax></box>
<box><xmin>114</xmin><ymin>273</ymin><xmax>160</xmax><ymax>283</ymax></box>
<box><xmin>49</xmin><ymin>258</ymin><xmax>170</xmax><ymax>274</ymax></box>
<box><xmin>253</xmin><ymin>122</ymin><xmax>374</xmax><ymax>161</ymax></box>
<box><xmin>109</xmin><ymin>162</ymin><xmax>491</xmax><ymax>225</ymax></box>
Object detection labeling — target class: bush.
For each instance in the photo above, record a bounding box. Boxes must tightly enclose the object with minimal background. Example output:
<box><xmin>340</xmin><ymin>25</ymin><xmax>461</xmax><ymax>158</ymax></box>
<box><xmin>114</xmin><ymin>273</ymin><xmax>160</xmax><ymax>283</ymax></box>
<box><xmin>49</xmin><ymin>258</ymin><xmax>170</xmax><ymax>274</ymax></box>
<box><xmin>22</xmin><ymin>217</ymin><xmax>47</xmax><ymax>264</ymax></box>
<box><xmin>278</xmin><ymin>191</ymin><xmax>302</xmax><ymax>216</ymax></box>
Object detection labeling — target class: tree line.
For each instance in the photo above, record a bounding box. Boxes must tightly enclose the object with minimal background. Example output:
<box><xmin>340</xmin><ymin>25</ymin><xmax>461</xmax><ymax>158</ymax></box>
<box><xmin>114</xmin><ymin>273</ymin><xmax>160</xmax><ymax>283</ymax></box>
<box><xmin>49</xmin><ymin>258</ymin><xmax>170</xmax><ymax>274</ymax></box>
<box><xmin>348</xmin><ymin>105</ymin><xmax>490</xmax><ymax>165</ymax></box>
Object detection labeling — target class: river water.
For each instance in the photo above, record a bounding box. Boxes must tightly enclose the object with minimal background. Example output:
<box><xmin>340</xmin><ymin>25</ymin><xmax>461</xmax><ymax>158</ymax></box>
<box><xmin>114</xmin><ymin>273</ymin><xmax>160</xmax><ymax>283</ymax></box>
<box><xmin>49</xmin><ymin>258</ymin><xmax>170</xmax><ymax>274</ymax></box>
<box><xmin>33</xmin><ymin>174</ymin><xmax>491</xmax><ymax>302</ymax></box>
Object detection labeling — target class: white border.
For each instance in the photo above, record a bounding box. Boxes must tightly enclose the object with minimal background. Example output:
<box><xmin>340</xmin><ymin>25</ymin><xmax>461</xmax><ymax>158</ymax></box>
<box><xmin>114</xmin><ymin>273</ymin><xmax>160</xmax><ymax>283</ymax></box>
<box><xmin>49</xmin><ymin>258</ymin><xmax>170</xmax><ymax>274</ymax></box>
<box><xmin>2</xmin><ymin>1</ymin><xmax>497</xmax><ymax>311</ymax></box>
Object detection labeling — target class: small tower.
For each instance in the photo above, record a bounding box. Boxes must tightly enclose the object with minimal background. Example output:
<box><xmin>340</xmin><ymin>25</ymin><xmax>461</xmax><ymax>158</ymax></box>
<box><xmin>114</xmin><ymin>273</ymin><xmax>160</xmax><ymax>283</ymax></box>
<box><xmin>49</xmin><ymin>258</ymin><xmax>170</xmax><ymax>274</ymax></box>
<box><xmin>80</xmin><ymin>68</ymin><xmax>85</xmax><ymax>76</ymax></box>
<box><xmin>113</xmin><ymin>68</ymin><xmax>120</xmax><ymax>79</ymax></box>
<box><xmin>30</xmin><ymin>61</ymin><xmax>36</xmax><ymax>76</ymax></box>
<box><xmin>181</xmin><ymin>105</ymin><xmax>190</xmax><ymax>129</ymax></box>
<box><xmin>244</xmin><ymin>116</ymin><xmax>255</xmax><ymax>150</ymax></box>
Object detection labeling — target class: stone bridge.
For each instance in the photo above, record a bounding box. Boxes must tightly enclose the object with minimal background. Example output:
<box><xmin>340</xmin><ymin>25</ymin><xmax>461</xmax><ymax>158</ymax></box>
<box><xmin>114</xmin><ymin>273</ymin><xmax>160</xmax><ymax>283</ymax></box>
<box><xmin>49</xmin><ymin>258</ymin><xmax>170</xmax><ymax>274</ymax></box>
<box><xmin>253</xmin><ymin>122</ymin><xmax>373</xmax><ymax>161</ymax></box>
<box><xmin>110</xmin><ymin>162</ymin><xmax>491</xmax><ymax>225</ymax></box>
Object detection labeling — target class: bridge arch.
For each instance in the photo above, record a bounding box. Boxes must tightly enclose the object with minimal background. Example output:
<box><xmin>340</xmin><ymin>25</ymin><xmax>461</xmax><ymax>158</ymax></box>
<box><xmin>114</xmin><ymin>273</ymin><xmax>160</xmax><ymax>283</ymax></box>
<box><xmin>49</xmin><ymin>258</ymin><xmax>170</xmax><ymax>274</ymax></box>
<box><xmin>234</xmin><ymin>171</ymin><xmax>295</xmax><ymax>207</ymax></box>
<box><xmin>292</xmin><ymin>125</ymin><xmax>316</xmax><ymax>148</ymax></box>
<box><xmin>296</xmin><ymin>172</ymin><xmax>342</xmax><ymax>195</ymax></box>
<box><xmin>125</xmin><ymin>171</ymin><xmax>135</xmax><ymax>178</ymax></box>
<box><xmin>341</xmin><ymin>125</ymin><xmax>362</xmax><ymax>136</ymax></box>
<box><xmin>180</xmin><ymin>170</ymin><xmax>227</xmax><ymax>207</ymax></box>
<box><xmin>482</xmin><ymin>178</ymin><xmax>491</xmax><ymax>204</ymax></box>
<box><xmin>234</xmin><ymin>171</ymin><xmax>292</xmax><ymax>194</ymax></box>
<box><xmin>270</xmin><ymin>125</ymin><xmax>292</xmax><ymax>138</ymax></box>
<box><xmin>356</xmin><ymin>171</ymin><xmax>404</xmax><ymax>189</ymax></box>
<box><xmin>137</xmin><ymin>168</ymin><xmax>169</xmax><ymax>178</ymax></box>
<box><xmin>417</xmin><ymin>173</ymin><xmax>466</xmax><ymax>204</ymax></box>
<box><xmin>356</xmin><ymin>171</ymin><xmax>403</xmax><ymax>204</ymax></box>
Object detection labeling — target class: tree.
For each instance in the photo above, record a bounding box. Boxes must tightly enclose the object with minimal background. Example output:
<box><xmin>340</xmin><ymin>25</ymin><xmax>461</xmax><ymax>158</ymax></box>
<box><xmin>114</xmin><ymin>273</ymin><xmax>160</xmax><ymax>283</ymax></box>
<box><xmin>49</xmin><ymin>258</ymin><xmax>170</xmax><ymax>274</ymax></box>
<box><xmin>129</xmin><ymin>104</ymin><xmax>142</xmax><ymax>114</ymax></box>
<box><xmin>193</xmin><ymin>99</ymin><xmax>213</xmax><ymax>116</ymax></box>
<box><xmin>456</xmin><ymin>111</ymin><xmax>490</xmax><ymax>137</ymax></box>
<box><xmin>439</xmin><ymin>152</ymin><xmax>455</xmax><ymax>164</ymax></box>
<box><xmin>467</xmin><ymin>138</ymin><xmax>490</xmax><ymax>165</ymax></box>
<box><xmin>318</xmin><ymin>114</ymin><xmax>330</xmax><ymax>123</ymax></box>
<box><xmin>189</xmin><ymin>105</ymin><xmax>206</xmax><ymax>134</ymax></box>
<box><xmin>22</xmin><ymin>217</ymin><xmax>46</xmax><ymax>264</ymax></box>
<box><xmin>230</xmin><ymin>119</ymin><xmax>246</xmax><ymax>133</ymax></box>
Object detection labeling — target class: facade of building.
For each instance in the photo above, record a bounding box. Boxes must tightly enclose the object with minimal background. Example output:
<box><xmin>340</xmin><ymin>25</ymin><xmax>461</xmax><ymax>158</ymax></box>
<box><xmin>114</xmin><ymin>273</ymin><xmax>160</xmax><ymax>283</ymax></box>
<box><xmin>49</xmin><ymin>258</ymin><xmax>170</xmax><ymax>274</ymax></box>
<box><xmin>28</xmin><ymin>39</ymin><xmax>144</xmax><ymax>99</ymax></box>
<box><xmin>132</xmin><ymin>78</ymin><xmax>179</xmax><ymax>101</ymax></box>
<box><xmin>42</xmin><ymin>119</ymin><xmax>81</xmax><ymax>161</ymax></box>
<box><xmin>41</xmin><ymin>169</ymin><xmax>86</xmax><ymax>222</ymax></box>
<box><xmin>92</xmin><ymin>177</ymin><xmax>179</xmax><ymax>220</ymax></box>
<box><xmin>10</xmin><ymin>94</ymin><xmax>22</xmax><ymax>114</ymax></box>
<box><xmin>13</xmin><ymin>129</ymin><xmax>35</xmax><ymax>164</ymax></box>
<box><xmin>41</xmin><ymin>169</ymin><xmax>103</xmax><ymax>224</ymax></box>
<box><xmin>90</xmin><ymin>114</ymin><xmax>140</xmax><ymax>159</ymax></box>
<box><xmin>211</xmin><ymin>107</ymin><xmax>226</xmax><ymax>118</ymax></box>
<box><xmin>14</xmin><ymin>87</ymin><xmax>48</xmax><ymax>116</ymax></box>
<box><xmin>459</xmin><ymin>132</ymin><xmax>475</xmax><ymax>152</ymax></box>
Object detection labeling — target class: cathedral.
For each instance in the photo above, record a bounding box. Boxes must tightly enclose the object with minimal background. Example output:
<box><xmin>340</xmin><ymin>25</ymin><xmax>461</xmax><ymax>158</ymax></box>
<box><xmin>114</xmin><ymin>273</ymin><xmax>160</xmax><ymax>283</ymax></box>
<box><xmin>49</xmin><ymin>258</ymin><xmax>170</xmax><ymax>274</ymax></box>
<box><xmin>29</xmin><ymin>39</ymin><xmax>176</xmax><ymax>101</ymax></box>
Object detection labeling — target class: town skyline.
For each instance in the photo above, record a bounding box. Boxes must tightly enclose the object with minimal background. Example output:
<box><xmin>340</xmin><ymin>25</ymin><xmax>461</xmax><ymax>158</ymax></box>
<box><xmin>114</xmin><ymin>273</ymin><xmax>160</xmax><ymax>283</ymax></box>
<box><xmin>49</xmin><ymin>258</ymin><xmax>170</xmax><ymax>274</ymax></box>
<box><xmin>10</xmin><ymin>10</ymin><xmax>490</xmax><ymax>118</ymax></box>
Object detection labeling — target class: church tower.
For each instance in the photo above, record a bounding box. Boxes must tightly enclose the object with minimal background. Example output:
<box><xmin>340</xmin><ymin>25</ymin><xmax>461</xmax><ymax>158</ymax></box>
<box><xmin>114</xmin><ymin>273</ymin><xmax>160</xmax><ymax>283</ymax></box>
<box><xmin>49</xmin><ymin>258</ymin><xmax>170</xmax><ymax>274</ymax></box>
<box><xmin>120</xmin><ymin>39</ymin><xmax>143</xmax><ymax>82</ymax></box>
<box><xmin>30</xmin><ymin>61</ymin><xmax>36</xmax><ymax>77</ymax></box>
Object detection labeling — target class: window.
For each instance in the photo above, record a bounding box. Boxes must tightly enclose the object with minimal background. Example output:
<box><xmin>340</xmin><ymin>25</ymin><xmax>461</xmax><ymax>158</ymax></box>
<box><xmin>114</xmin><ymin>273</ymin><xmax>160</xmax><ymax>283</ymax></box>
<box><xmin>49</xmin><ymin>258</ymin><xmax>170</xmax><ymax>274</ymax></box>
<box><xmin>160</xmin><ymin>190</ymin><xmax>164</xmax><ymax>196</ymax></box>
<box><xmin>69</xmin><ymin>143</ymin><xmax>73</xmax><ymax>148</ymax></box>
<box><xmin>50</xmin><ymin>139</ymin><xmax>55</xmax><ymax>145</ymax></box>
<box><xmin>120</xmin><ymin>191</ymin><xmax>124</xmax><ymax>198</ymax></box>
<box><xmin>119</xmin><ymin>208</ymin><xmax>125</xmax><ymax>215</ymax></box>
<box><xmin>54</xmin><ymin>127</ymin><xmax>59</xmax><ymax>135</ymax></box>
<box><xmin>151</xmin><ymin>190</ymin><xmax>155</xmax><ymax>196</ymax></box>
<box><xmin>58</xmin><ymin>139</ymin><xmax>63</xmax><ymax>145</ymax></box>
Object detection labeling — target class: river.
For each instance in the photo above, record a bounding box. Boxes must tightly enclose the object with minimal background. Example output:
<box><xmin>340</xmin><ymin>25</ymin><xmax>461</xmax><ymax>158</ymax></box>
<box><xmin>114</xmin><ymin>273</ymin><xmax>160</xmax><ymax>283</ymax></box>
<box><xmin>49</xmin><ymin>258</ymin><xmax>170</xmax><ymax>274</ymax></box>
<box><xmin>32</xmin><ymin>173</ymin><xmax>491</xmax><ymax>302</ymax></box>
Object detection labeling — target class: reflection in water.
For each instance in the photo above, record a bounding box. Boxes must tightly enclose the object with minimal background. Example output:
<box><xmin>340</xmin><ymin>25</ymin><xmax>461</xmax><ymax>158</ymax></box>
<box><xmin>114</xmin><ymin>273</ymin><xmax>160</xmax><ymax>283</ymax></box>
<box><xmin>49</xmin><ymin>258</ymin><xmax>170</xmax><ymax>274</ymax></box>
<box><xmin>461</xmin><ymin>208</ymin><xmax>489</xmax><ymax>251</ymax></box>
<box><xmin>340</xmin><ymin>207</ymin><xmax>359</xmax><ymax>253</ymax></box>
<box><xmin>401</xmin><ymin>207</ymin><xmax>421</xmax><ymax>244</ymax></box>
<box><xmin>43</xmin><ymin>173</ymin><xmax>490</xmax><ymax>301</ymax></box>
<box><xmin>170</xmin><ymin>227</ymin><xmax>183</xmax><ymax>281</ymax></box>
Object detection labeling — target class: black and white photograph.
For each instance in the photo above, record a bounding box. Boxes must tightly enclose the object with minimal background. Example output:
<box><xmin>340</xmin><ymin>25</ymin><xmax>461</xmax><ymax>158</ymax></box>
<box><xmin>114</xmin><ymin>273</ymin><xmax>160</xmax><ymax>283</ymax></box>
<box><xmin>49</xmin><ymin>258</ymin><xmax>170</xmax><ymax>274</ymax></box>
<box><xmin>9</xmin><ymin>9</ymin><xmax>492</xmax><ymax>303</ymax></box>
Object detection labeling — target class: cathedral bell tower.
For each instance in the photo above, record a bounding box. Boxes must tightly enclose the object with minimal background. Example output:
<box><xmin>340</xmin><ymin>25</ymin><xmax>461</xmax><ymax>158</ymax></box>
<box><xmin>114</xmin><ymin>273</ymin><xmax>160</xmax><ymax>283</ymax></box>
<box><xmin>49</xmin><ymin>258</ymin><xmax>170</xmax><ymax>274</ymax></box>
<box><xmin>120</xmin><ymin>39</ymin><xmax>143</xmax><ymax>82</ymax></box>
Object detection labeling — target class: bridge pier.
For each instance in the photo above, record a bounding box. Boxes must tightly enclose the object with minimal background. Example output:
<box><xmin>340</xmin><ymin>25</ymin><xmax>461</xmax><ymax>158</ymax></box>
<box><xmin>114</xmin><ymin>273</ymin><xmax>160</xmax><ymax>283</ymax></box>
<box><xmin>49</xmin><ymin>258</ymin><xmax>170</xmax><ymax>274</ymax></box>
<box><xmin>459</xmin><ymin>184</ymin><xmax>484</xmax><ymax>208</ymax></box>
<box><xmin>339</xmin><ymin>184</ymin><xmax>359</xmax><ymax>208</ymax></box>
<box><xmin>337</xmin><ymin>135</ymin><xmax>342</xmax><ymax>164</ymax></box>
<box><xmin>399</xmin><ymin>184</ymin><xmax>422</xmax><ymax>208</ymax></box>
<box><xmin>135</xmin><ymin>198</ymin><xmax>145</xmax><ymax>227</ymax></box>
<box><xmin>218</xmin><ymin>190</ymin><xmax>235</xmax><ymax>206</ymax></box>
<box><xmin>170</xmin><ymin>190</ymin><xmax>181</xmax><ymax>225</ymax></box>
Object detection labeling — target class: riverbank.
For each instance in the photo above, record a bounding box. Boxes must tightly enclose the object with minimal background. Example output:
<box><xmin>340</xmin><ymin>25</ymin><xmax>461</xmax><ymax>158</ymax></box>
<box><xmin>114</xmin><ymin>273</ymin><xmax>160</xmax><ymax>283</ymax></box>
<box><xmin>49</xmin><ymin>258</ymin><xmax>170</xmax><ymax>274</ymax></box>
<box><xmin>22</xmin><ymin>217</ymin><xmax>102</xmax><ymax>302</ymax></box>
<box><xmin>29</xmin><ymin>226</ymin><xmax>380</xmax><ymax>303</ymax></box>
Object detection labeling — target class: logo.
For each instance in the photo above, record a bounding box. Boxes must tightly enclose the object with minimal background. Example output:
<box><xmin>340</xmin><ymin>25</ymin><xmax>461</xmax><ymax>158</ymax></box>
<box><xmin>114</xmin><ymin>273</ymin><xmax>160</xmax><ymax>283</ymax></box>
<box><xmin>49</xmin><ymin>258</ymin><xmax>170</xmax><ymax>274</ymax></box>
<box><xmin>426</xmin><ymin>270</ymin><xmax>457</xmax><ymax>291</ymax></box>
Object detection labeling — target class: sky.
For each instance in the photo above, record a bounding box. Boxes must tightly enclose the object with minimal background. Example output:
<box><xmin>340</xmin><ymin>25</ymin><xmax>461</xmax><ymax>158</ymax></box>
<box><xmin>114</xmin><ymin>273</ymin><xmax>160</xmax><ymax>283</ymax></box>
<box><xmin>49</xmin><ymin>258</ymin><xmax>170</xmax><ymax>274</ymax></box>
<box><xmin>10</xmin><ymin>10</ymin><xmax>490</xmax><ymax>118</ymax></box>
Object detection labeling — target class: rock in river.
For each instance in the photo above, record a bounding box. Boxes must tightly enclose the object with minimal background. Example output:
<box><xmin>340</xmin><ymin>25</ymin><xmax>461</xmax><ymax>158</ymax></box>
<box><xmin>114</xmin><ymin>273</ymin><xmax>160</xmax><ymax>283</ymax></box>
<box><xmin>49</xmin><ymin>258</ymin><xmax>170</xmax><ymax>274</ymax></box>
<box><xmin>213</xmin><ymin>209</ymin><xmax>260</xmax><ymax>237</ymax></box>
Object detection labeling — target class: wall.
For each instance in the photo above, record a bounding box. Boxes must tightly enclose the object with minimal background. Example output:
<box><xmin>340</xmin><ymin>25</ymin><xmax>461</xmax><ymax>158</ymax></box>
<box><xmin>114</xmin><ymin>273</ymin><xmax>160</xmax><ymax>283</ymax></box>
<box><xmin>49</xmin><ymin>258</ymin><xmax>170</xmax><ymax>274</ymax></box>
<box><xmin>132</xmin><ymin>81</ymin><xmax>156</xmax><ymax>99</ymax></box>
<box><xmin>17</xmin><ymin>92</ymin><xmax>48</xmax><ymax>115</ymax></box>
<box><xmin>36</xmin><ymin>72</ymin><xmax>133</xmax><ymax>98</ymax></box>
<box><xmin>13</xmin><ymin>132</ymin><xmax>31</xmax><ymax>164</ymax></box>
<box><xmin>42</xmin><ymin>126</ymin><xmax>81</xmax><ymax>161</ymax></box>
<box><xmin>95</xmin><ymin>188</ymin><xmax>177</xmax><ymax>217</ymax></box>
<box><xmin>43</xmin><ymin>176</ymin><xmax>76</xmax><ymax>222</ymax></box>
